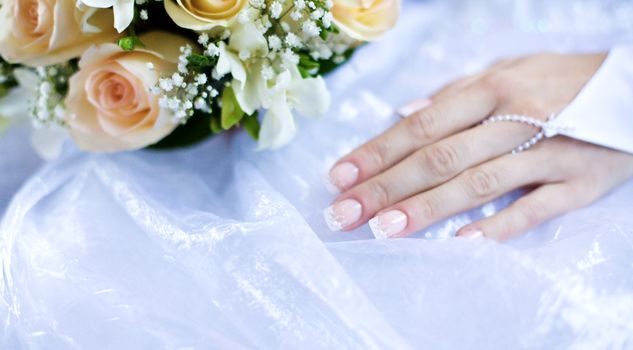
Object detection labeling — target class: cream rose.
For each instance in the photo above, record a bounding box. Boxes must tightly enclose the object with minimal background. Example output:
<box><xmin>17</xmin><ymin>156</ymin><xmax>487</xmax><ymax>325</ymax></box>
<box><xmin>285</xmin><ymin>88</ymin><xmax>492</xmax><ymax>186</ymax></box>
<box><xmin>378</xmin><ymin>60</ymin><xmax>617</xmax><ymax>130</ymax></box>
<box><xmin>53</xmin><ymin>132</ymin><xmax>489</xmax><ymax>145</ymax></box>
<box><xmin>164</xmin><ymin>0</ymin><xmax>248</xmax><ymax>30</ymax></box>
<box><xmin>331</xmin><ymin>0</ymin><xmax>400</xmax><ymax>41</ymax></box>
<box><xmin>64</xmin><ymin>32</ymin><xmax>190</xmax><ymax>152</ymax></box>
<box><xmin>0</xmin><ymin>0</ymin><xmax>119</xmax><ymax>66</ymax></box>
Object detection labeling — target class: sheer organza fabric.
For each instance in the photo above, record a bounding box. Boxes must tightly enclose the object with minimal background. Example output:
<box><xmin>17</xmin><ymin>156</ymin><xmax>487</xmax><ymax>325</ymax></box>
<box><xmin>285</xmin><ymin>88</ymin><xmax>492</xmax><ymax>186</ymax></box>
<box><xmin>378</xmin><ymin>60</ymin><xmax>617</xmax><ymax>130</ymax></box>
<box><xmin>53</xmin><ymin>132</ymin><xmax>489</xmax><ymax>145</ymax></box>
<box><xmin>2</xmin><ymin>0</ymin><xmax>633</xmax><ymax>348</ymax></box>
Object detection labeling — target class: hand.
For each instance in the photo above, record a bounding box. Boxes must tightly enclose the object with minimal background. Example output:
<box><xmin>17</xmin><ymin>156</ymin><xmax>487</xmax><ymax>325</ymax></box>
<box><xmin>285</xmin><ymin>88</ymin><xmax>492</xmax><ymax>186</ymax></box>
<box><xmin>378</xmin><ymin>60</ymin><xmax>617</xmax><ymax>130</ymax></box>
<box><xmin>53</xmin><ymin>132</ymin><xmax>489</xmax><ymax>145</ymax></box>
<box><xmin>324</xmin><ymin>53</ymin><xmax>633</xmax><ymax>240</ymax></box>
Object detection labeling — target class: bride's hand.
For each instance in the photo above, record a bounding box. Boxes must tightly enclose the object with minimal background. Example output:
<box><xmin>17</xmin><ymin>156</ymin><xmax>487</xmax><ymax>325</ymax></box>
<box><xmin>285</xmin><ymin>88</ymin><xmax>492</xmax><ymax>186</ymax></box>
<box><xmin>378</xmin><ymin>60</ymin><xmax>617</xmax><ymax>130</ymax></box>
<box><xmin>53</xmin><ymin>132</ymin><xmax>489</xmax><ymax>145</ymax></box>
<box><xmin>325</xmin><ymin>53</ymin><xmax>633</xmax><ymax>240</ymax></box>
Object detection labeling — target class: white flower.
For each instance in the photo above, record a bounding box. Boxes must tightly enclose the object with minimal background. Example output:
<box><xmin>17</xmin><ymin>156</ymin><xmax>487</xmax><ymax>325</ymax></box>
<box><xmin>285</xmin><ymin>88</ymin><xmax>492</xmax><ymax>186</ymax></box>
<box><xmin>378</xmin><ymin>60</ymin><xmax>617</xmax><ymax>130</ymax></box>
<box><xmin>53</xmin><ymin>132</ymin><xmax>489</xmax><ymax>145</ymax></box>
<box><xmin>215</xmin><ymin>42</ymin><xmax>247</xmax><ymax>92</ymax></box>
<box><xmin>198</xmin><ymin>33</ymin><xmax>210</xmax><ymax>46</ymax></box>
<box><xmin>80</xmin><ymin>0</ymin><xmax>135</xmax><ymax>33</ymax></box>
<box><xmin>237</xmin><ymin>9</ymin><xmax>250</xmax><ymax>23</ymax></box>
<box><xmin>195</xmin><ymin>74</ymin><xmax>208</xmax><ymax>85</ymax></box>
<box><xmin>333</xmin><ymin>55</ymin><xmax>345</xmax><ymax>64</ymax></box>
<box><xmin>228</xmin><ymin>22</ymin><xmax>268</xmax><ymax>58</ymax></box>
<box><xmin>258</xmin><ymin>94</ymin><xmax>297</xmax><ymax>150</ymax></box>
<box><xmin>205</xmin><ymin>43</ymin><xmax>221</xmax><ymax>57</ymax></box>
<box><xmin>322</xmin><ymin>12</ymin><xmax>333</xmax><ymax>28</ymax></box>
<box><xmin>0</xmin><ymin>69</ymin><xmax>68</xmax><ymax>159</ymax></box>
<box><xmin>268</xmin><ymin>35</ymin><xmax>282</xmax><ymax>51</ymax></box>
<box><xmin>159</xmin><ymin>78</ymin><xmax>174</xmax><ymax>92</ymax></box>
<box><xmin>301</xmin><ymin>20</ymin><xmax>320</xmax><ymax>37</ymax></box>
<box><xmin>258</xmin><ymin>67</ymin><xmax>330</xmax><ymax>150</ymax></box>
<box><xmin>31</xmin><ymin>124</ymin><xmax>69</xmax><ymax>160</ymax></box>
<box><xmin>239</xmin><ymin>50</ymin><xmax>251</xmax><ymax>60</ymax></box>
<box><xmin>250</xmin><ymin>0</ymin><xmax>264</xmax><ymax>8</ymax></box>
<box><xmin>311</xmin><ymin>8</ymin><xmax>324</xmax><ymax>20</ymax></box>
<box><xmin>285</xmin><ymin>33</ymin><xmax>301</xmax><ymax>48</ymax></box>
<box><xmin>261</xmin><ymin>65</ymin><xmax>275</xmax><ymax>81</ymax></box>
<box><xmin>281</xmin><ymin>49</ymin><xmax>299</xmax><ymax>67</ymax></box>
<box><xmin>269</xmin><ymin>1</ymin><xmax>283</xmax><ymax>19</ymax></box>
<box><xmin>290</xmin><ymin>10</ymin><xmax>303</xmax><ymax>21</ymax></box>
<box><xmin>171</xmin><ymin>73</ymin><xmax>184</xmax><ymax>87</ymax></box>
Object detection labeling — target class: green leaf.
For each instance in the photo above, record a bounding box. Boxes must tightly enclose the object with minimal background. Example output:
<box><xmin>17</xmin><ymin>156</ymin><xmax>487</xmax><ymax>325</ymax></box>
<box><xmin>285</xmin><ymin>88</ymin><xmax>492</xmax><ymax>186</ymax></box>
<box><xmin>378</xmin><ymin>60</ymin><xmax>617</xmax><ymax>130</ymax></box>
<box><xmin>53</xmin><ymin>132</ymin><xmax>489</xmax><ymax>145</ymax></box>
<box><xmin>319</xmin><ymin>29</ymin><xmax>329</xmax><ymax>41</ymax></box>
<box><xmin>299</xmin><ymin>54</ymin><xmax>320</xmax><ymax>70</ymax></box>
<box><xmin>330</xmin><ymin>23</ymin><xmax>340</xmax><ymax>34</ymax></box>
<box><xmin>187</xmin><ymin>54</ymin><xmax>215</xmax><ymax>70</ymax></box>
<box><xmin>210</xmin><ymin>116</ymin><xmax>222</xmax><ymax>134</ymax></box>
<box><xmin>220</xmin><ymin>85</ymin><xmax>245</xmax><ymax>130</ymax></box>
<box><xmin>297</xmin><ymin>66</ymin><xmax>311</xmax><ymax>79</ymax></box>
<box><xmin>297</xmin><ymin>53</ymin><xmax>321</xmax><ymax>78</ymax></box>
<box><xmin>318</xmin><ymin>47</ymin><xmax>358</xmax><ymax>75</ymax></box>
<box><xmin>149</xmin><ymin>111</ymin><xmax>214</xmax><ymax>149</ymax></box>
<box><xmin>242</xmin><ymin>112</ymin><xmax>260</xmax><ymax>140</ymax></box>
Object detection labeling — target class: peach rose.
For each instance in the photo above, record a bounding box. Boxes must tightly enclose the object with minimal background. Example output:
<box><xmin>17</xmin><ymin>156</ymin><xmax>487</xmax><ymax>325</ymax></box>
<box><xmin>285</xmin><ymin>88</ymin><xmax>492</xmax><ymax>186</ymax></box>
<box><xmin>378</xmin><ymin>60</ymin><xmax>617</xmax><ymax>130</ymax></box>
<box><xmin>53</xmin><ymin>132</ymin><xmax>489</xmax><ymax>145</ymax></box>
<box><xmin>331</xmin><ymin>0</ymin><xmax>400</xmax><ymax>41</ymax></box>
<box><xmin>0</xmin><ymin>0</ymin><xmax>119</xmax><ymax>66</ymax></box>
<box><xmin>64</xmin><ymin>32</ymin><xmax>190</xmax><ymax>152</ymax></box>
<box><xmin>164</xmin><ymin>0</ymin><xmax>248</xmax><ymax>30</ymax></box>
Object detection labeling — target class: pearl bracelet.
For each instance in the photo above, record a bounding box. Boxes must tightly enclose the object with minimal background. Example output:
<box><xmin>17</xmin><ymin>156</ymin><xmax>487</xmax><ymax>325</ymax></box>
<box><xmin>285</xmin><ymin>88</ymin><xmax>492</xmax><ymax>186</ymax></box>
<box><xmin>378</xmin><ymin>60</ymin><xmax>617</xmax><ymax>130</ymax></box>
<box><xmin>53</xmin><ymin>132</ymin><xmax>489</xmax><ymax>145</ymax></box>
<box><xmin>481</xmin><ymin>114</ymin><xmax>572</xmax><ymax>154</ymax></box>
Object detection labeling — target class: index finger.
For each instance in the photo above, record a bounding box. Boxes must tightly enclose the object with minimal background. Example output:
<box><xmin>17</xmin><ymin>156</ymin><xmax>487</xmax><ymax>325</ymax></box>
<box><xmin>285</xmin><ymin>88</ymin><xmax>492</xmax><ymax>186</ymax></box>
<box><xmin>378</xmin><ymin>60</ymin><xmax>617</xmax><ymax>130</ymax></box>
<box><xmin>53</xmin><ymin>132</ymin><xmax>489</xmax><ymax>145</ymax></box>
<box><xmin>327</xmin><ymin>82</ymin><xmax>499</xmax><ymax>193</ymax></box>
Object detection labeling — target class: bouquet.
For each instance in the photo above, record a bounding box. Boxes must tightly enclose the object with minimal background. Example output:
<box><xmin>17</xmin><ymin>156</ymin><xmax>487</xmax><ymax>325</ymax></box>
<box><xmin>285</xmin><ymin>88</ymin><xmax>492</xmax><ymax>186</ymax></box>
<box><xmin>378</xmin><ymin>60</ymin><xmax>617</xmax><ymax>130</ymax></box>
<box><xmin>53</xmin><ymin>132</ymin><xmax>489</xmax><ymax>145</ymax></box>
<box><xmin>0</xmin><ymin>0</ymin><xmax>399</xmax><ymax>158</ymax></box>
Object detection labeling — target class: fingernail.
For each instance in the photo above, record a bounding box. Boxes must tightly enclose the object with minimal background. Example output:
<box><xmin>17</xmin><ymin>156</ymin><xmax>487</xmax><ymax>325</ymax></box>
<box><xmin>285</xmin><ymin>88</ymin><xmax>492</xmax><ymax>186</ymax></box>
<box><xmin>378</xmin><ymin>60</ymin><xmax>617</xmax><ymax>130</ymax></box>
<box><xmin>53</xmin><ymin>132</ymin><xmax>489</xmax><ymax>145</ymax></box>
<box><xmin>458</xmin><ymin>228</ymin><xmax>484</xmax><ymax>238</ymax></box>
<box><xmin>369</xmin><ymin>210</ymin><xmax>408</xmax><ymax>239</ymax></box>
<box><xmin>396</xmin><ymin>98</ymin><xmax>432</xmax><ymax>118</ymax></box>
<box><xmin>323</xmin><ymin>199</ymin><xmax>363</xmax><ymax>231</ymax></box>
<box><xmin>325</xmin><ymin>162</ymin><xmax>359</xmax><ymax>194</ymax></box>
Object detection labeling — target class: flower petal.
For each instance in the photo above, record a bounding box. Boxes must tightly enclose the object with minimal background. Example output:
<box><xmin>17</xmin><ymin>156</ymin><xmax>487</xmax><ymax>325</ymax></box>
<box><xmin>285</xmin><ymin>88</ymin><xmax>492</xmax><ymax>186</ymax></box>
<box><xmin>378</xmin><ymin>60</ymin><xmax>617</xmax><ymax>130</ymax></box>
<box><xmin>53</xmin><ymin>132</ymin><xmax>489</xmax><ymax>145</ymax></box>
<box><xmin>30</xmin><ymin>124</ymin><xmax>69</xmax><ymax>160</ymax></box>
<box><xmin>288</xmin><ymin>74</ymin><xmax>330</xmax><ymax>118</ymax></box>
<box><xmin>113</xmin><ymin>0</ymin><xmax>135</xmax><ymax>33</ymax></box>
<box><xmin>257</xmin><ymin>95</ymin><xmax>297</xmax><ymax>150</ymax></box>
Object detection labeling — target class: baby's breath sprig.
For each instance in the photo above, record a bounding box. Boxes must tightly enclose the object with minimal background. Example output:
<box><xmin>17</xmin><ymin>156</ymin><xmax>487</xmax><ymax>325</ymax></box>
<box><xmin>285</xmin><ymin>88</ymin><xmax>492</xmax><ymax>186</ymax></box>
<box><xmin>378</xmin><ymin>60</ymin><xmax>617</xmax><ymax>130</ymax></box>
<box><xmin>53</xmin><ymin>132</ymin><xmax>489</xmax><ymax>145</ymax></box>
<box><xmin>153</xmin><ymin>43</ymin><xmax>221</xmax><ymax>125</ymax></box>
<box><xmin>254</xmin><ymin>0</ymin><xmax>353</xmax><ymax>74</ymax></box>
<box><xmin>30</xmin><ymin>61</ymin><xmax>78</xmax><ymax>127</ymax></box>
<box><xmin>152</xmin><ymin>0</ymin><xmax>355</xmax><ymax>147</ymax></box>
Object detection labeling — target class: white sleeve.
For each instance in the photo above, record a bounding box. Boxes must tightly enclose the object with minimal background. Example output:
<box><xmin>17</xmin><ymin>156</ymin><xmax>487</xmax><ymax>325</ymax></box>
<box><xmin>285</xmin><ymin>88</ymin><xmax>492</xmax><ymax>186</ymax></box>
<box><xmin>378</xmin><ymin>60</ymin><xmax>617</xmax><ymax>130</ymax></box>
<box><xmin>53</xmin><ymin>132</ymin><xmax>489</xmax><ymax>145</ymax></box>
<box><xmin>549</xmin><ymin>46</ymin><xmax>633</xmax><ymax>154</ymax></box>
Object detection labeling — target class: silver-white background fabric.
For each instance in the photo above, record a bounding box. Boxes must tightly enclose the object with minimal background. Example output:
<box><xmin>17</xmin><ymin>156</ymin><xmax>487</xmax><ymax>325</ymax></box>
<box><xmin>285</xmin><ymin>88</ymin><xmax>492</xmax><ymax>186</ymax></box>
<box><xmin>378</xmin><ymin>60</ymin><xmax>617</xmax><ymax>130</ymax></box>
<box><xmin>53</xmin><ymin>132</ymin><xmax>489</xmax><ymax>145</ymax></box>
<box><xmin>2</xmin><ymin>0</ymin><xmax>633</xmax><ymax>348</ymax></box>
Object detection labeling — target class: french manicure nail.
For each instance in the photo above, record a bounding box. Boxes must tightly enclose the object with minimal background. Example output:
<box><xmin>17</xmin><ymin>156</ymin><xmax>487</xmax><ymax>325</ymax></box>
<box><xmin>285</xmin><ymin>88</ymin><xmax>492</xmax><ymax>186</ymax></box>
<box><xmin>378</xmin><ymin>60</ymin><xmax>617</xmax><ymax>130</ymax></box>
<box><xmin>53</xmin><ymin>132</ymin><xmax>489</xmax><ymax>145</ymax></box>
<box><xmin>324</xmin><ymin>199</ymin><xmax>363</xmax><ymax>231</ymax></box>
<box><xmin>325</xmin><ymin>162</ymin><xmax>359</xmax><ymax>194</ymax></box>
<box><xmin>396</xmin><ymin>98</ymin><xmax>432</xmax><ymax>118</ymax></box>
<box><xmin>369</xmin><ymin>210</ymin><xmax>408</xmax><ymax>239</ymax></box>
<box><xmin>458</xmin><ymin>228</ymin><xmax>483</xmax><ymax>238</ymax></box>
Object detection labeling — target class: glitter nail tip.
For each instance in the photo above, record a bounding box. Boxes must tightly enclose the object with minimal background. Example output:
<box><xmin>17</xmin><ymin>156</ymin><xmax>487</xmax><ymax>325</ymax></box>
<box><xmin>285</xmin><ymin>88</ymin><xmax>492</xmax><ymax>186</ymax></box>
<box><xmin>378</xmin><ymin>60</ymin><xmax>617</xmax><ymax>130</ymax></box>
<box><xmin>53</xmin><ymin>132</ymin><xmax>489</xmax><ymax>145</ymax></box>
<box><xmin>369</xmin><ymin>217</ymin><xmax>388</xmax><ymax>240</ymax></box>
<box><xmin>323</xmin><ymin>206</ymin><xmax>343</xmax><ymax>232</ymax></box>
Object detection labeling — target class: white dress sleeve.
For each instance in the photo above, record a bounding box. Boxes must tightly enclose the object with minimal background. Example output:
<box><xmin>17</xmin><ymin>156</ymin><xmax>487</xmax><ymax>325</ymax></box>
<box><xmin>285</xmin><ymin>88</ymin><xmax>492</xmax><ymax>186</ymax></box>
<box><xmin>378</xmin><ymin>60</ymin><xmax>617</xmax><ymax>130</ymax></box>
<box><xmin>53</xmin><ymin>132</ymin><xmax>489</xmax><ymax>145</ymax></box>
<box><xmin>549</xmin><ymin>46</ymin><xmax>633</xmax><ymax>154</ymax></box>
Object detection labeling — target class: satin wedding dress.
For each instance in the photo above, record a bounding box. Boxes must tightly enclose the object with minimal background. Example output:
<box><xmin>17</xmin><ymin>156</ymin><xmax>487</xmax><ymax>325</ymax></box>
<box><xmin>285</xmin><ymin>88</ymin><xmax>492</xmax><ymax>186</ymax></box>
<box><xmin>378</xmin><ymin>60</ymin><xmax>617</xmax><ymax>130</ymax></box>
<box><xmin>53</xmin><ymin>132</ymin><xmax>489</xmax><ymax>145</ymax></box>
<box><xmin>2</xmin><ymin>0</ymin><xmax>633</xmax><ymax>348</ymax></box>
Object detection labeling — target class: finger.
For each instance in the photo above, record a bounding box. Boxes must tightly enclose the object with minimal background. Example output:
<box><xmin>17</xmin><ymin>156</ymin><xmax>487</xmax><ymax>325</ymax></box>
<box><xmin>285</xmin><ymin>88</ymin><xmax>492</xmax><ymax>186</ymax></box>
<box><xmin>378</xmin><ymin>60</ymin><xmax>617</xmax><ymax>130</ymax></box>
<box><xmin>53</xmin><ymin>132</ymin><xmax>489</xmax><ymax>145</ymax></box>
<box><xmin>396</xmin><ymin>98</ymin><xmax>433</xmax><ymax>118</ymax></box>
<box><xmin>457</xmin><ymin>183</ymin><xmax>583</xmax><ymax>241</ymax></box>
<box><xmin>364</xmin><ymin>148</ymin><xmax>555</xmax><ymax>239</ymax></box>
<box><xmin>397</xmin><ymin>76</ymin><xmax>481</xmax><ymax>118</ymax></box>
<box><xmin>426</xmin><ymin>59</ymin><xmax>516</xmax><ymax>104</ymax></box>
<box><xmin>333</xmin><ymin>120</ymin><xmax>539</xmax><ymax>230</ymax></box>
<box><xmin>428</xmin><ymin>74</ymin><xmax>484</xmax><ymax>103</ymax></box>
<box><xmin>327</xmin><ymin>83</ymin><xmax>498</xmax><ymax>193</ymax></box>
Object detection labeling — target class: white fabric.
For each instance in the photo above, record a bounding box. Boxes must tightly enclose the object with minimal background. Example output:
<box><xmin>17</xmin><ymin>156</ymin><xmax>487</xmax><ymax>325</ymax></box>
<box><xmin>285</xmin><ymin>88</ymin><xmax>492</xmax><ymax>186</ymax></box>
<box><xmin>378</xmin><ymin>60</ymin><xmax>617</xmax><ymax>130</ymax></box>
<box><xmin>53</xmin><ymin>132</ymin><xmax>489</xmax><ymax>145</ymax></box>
<box><xmin>552</xmin><ymin>45</ymin><xmax>633</xmax><ymax>154</ymax></box>
<box><xmin>2</xmin><ymin>1</ymin><xmax>633</xmax><ymax>349</ymax></box>
<box><xmin>0</xmin><ymin>127</ymin><xmax>42</xmax><ymax>214</ymax></box>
